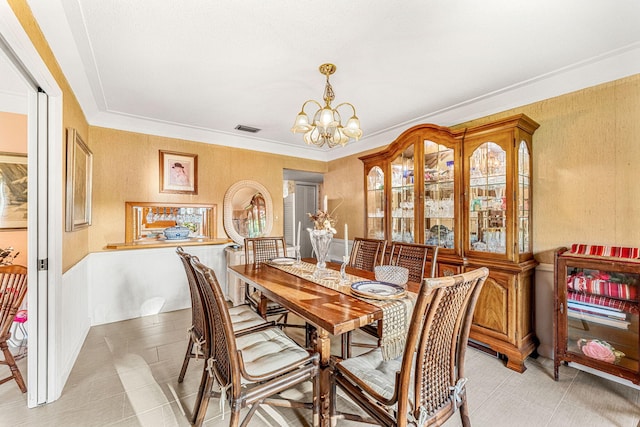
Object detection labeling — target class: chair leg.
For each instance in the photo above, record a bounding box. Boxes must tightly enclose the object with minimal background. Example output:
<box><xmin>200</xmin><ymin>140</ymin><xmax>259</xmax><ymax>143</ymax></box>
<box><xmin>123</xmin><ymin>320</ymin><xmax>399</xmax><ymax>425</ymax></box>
<box><xmin>459</xmin><ymin>400</ymin><xmax>471</xmax><ymax>427</ymax></box>
<box><xmin>329</xmin><ymin>368</ymin><xmax>336</xmax><ymax>427</ymax></box>
<box><xmin>305</xmin><ymin>323</ymin><xmax>317</xmax><ymax>349</ymax></box>
<box><xmin>0</xmin><ymin>339</ymin><xmax>26</xmax><ymax>393</ymax></box>
<box><xmin>192</xmin><ymin>366</ymin><xmax>213</xmax><ymax>427</ymax></box>
<box><xmin>314</xmin><ymin>361</ymin><xmax>321</xmax><ymax>427</ymax></box>
<box><xmin>341</xmin><ymin>332</ymin><xmax>351</xmax><ymax>359</ymax></box>
<box><xmin>178</xmin><ymin>337</ymin><xmax>193</xmax><ymax>383</ymax></box>
<box><xmin>229</xmin><ymin>407</ymin><xmax>241</xmax><ymax>427</ymax></box>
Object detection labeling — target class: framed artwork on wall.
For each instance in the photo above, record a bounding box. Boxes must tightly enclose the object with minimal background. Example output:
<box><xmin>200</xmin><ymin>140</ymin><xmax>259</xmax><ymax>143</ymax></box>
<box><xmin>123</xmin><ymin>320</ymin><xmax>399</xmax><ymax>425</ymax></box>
<box><xmin>159</xmin><ymin>150</ymin><xmax>198</xmax><ymax>194</ymax></box>
<box><xmin>0</xmin><ymin>152</ymin><xmax>27</xmax><ymax>230</ymax></box>
<box><xmin>65</xmin><ymin>128</ymin><xmax>93</xmax><ymax>231</ymax></box>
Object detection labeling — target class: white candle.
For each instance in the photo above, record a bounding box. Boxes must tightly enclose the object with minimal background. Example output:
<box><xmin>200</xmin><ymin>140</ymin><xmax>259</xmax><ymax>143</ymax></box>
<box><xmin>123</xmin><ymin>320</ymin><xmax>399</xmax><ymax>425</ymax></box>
<box><xmin>323</xmin><ymin>195</ymin><xmax>328</xmax><ymax>212</ymax></box>
<box><xmin>296</xmin><ymin>221</ymin><xmax>301</xmax><ymax>247</ymax></box>
<box><xmin>344</xmin><ymin>223</ymin><xmax>349</xmax><ymax>258</ymax></box>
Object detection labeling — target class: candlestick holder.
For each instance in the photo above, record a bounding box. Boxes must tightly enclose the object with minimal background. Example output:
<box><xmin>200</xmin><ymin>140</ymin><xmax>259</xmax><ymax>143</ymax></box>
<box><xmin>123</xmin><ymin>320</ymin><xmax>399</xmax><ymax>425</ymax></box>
<box><xmin>294</xmin><ymin>245</ymin><xmax>301</xmax><ymax>266</ymax></box>
<box><xmin>340</xmin><ymin>255</ymin><xmax>349</xmax><ymax>283</ymax></box>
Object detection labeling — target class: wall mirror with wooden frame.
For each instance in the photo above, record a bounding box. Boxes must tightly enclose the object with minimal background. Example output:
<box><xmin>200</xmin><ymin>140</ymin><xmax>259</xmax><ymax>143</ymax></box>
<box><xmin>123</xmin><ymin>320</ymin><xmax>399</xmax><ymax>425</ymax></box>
<box><xmin>125</xmin><ymin>202</ymin><xmax>217</xmax><ymax>243</ymax></box>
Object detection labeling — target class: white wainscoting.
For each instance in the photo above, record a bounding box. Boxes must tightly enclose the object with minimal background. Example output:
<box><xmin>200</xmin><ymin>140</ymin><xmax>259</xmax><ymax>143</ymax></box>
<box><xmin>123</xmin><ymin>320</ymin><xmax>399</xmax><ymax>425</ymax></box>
<box><xmin>57</xmin><ymin>257</ymin><xmax>91</xmax><ymax>400</ymax></box>
<box><xmin>328</xmin><ymin>238</ymin><xmax>351</xmax><ymax>263</ymax></box>
<box><xmin>88</xmin><ymin>245</ymin><xmax>229</xmax><ymax>325</ymax></box>
<box><xmin>53</xmin><ymin>244</ymin><xmax>229</xmax><ymax>401</ymax></box>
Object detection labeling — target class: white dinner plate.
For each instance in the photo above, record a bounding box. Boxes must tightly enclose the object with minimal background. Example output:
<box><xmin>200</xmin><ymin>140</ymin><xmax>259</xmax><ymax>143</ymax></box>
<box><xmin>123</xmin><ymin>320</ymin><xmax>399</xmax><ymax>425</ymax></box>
<box><xmin>351</xmin><ymin>280</ymin><xmax>406</xmax><ymax>300</ymax></box>
<box><xmin>269</xmin><ymin>257</ymin><xmax>296</xmax><ymax>265</ymax></box>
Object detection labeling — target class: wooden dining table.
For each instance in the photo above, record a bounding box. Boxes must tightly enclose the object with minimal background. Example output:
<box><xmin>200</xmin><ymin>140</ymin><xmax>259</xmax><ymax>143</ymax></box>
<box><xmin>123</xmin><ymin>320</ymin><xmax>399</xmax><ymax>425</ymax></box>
<box><xmin>227</xmin><ymin>261</ymin><xmax>420</xmax><ymax>427</ymax></box>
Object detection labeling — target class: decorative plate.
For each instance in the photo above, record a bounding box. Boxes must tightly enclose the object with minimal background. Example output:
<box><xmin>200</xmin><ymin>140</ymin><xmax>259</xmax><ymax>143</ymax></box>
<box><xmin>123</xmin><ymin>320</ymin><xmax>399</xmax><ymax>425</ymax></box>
<box><xmin>269</xmin><ymin>257</ymin><xmax>296</xmax><ymax>265</ymax></box>
<box><xmin>351</xmin><ymin>280</ymin><xmax>406</xmax><ymax>300</ymax></box>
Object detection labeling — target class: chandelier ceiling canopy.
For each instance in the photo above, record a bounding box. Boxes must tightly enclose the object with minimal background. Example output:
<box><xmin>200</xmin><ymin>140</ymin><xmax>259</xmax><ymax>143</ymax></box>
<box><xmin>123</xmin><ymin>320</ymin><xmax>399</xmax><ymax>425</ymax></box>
<box><xmin>291</xmin><ymin>63</ymin><xmax>362</xmax><ymax>149</ymax></box>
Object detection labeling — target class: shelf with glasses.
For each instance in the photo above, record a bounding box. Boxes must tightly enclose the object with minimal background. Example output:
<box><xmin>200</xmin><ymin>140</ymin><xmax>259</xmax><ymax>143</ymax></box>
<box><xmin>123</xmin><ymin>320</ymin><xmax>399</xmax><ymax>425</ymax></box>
<box><xmin>361</xmin><ymin>115</ymin><xmax>539</xmax><ymax>372</ymax></box>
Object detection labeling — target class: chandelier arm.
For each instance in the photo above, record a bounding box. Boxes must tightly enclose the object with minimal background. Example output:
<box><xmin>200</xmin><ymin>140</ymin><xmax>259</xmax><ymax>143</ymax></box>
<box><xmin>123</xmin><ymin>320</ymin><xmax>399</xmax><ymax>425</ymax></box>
<box><xmin>300</xmin><ymin>99</ymin><xmax>323</xmax><ymax>113</ymax></box>
<box><xmin>333</xmin><ymin>102</ymin><xmax>357</xmax><ymax>116</ymax></box>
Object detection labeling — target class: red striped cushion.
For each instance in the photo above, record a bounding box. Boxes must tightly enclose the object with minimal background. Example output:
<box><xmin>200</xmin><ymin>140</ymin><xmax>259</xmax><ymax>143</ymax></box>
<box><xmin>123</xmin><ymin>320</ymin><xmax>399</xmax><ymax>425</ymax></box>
<box><xmin>570</xmin><ymin>244</ymin><xmax>640</xmax><ymax>259</ymax></box>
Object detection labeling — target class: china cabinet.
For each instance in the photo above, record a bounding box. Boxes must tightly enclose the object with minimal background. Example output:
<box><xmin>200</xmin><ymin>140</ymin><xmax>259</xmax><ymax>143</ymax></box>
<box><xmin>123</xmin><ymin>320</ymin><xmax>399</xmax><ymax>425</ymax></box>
<box><xmin>462</xmin><ymin>115</ymin><xmax>539</xmax><ymax>373</ymax></box>
<box><xmin>361</xmin><ymin>114</ymin><xmax>539</xmax><ymax>371</ymax></box>
<box><xmin>360</xmin><ymin>124</ymin><xmax>463</xmax><ymax>277</ymax></box>
<box><xmin>554</xmin><ymin>246</ymin><xmax>640</xmax><ymax>385</ymax></box>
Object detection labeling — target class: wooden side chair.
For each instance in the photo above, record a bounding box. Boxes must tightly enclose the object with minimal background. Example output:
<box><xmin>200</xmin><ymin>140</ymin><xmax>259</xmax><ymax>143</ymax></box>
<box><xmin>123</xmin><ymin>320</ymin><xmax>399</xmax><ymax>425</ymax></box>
<box><xmin>244</xmin><ymin>237</ymin><xmax>291</xmax><ymax>322</ymax></box>
<box><xmin>175</xmin><ymin>247</ymin><xmax>267</xmax><ymax>384</ymax></box>
<box><xmin>331</xmin><ymin>267</ymin><xmax>488</xmax><ymax>427</ymax></box>
<box><xmin>0</xmin><ymin>265</ymin><xmax>28</xmax><ymax>393</ymax></box>
<box><xmin>190</xmin><ymin>257</ymin><xmax>320</xmax><ymax>427</ymax></box>
<box><xmin>389</xmin><ymin>242</ymin><xmax>439</xmax><ymax>283</ymax></box>
<box><xmin>343</xmin><ymin>242</ymin><xmax>440</xmax><ymax>358</ymax></box>
<box><xmin>349</xmin><ymin>237</ymin><xmax>387</xmax><ymax>272</ymax></box>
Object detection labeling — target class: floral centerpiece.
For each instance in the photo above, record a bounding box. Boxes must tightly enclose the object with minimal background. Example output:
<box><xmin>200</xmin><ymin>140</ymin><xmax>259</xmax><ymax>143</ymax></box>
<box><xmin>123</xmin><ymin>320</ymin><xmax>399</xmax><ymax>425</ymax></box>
<box><xmin>307</xmin><ymin>209</ymin><xmax>337</xmax><ymax>277</ymax></box>
<box><xmin>308</xmin><ymin>209</ymin><xmax>337</xmax><ymax>234</ymax></box>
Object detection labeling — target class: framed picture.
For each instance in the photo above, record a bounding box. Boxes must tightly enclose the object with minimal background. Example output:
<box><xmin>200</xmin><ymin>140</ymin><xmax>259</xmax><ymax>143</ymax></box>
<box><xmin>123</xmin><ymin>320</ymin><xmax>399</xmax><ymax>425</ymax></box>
<box><xmin>0</xmin><ymin>152</ymin><xmax>27</xmax><ymax>229</ymax></box>
<box><xmin>159</xmin><ymin>150</ymin><xmax>198</xmax><ymax>194</ymax></box>
<box><xmin>65</xmin><ymin>128</ymin><xmax>93</xmax><ymax>231</ymax></box>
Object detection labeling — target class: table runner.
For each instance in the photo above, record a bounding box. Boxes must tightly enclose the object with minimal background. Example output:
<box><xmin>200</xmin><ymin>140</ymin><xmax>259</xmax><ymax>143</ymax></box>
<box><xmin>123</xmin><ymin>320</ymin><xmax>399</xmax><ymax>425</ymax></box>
<box><xmin>267</xmin><ymin>261</ymin><xmax>414</xmax><ymax>360</ymax></box>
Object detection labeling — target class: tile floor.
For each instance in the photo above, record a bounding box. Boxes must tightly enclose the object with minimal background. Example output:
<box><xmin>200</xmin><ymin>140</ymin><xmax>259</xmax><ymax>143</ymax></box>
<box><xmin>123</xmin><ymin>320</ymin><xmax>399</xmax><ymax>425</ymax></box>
<box><xmin>1</xmin><ymin>308</ymin><xmax>639</xmax><ymax>426</ymax></box>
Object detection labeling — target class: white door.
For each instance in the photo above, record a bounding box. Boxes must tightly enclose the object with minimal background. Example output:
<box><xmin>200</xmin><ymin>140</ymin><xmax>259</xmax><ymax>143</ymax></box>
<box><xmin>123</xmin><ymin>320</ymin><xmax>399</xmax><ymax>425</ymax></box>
<box><xmin>1</xmin><ymin>4</ymin><xmax>63</xmax><ymax>406</ymax></box>
<box><xmin>295</xmin><ymin>183</ymin><xmax>318</xmax><ymax>258</ymax></box>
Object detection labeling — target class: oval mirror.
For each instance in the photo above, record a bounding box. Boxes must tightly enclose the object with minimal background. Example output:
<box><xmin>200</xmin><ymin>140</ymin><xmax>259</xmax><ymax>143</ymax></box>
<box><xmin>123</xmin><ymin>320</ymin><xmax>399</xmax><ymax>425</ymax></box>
<box><xmin>223</xmin><ymin>180</ymin><xmax>273</xmax><ymax>245</ymax></box>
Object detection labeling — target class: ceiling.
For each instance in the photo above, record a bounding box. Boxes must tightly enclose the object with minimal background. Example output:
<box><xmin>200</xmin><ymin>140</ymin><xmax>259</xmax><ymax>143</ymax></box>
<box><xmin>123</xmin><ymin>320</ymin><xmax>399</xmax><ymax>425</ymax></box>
<box><xmin>23</xmin><ymin>1</ymin><xmax>640</xmax><ymax>161</ymax></box>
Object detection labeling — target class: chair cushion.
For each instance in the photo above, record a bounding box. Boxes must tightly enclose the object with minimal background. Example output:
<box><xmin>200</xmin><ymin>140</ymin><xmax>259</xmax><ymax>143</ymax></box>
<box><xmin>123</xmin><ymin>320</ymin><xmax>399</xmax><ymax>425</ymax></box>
<box><xmin>338</xmin><ymin>347</ymin><xmax>402</xmax><ymax>401</ymax></box>
<box><xmin>236</xmin><ymin>327</ymin><xmax>311</xmax><ymax>383</ymax></box>
<box><xmin>229</xmin><ymin>304</ymin><xmax>267</xmax><ymax>331</ymax></box>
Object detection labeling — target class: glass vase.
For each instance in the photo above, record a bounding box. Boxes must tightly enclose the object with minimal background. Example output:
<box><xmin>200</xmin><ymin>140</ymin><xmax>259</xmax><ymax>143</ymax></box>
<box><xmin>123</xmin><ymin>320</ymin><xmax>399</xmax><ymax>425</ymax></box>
<box><xmin>308</xmin><ymin>228</ymin><xmax>333</xmax><ymax>278</ymax></box>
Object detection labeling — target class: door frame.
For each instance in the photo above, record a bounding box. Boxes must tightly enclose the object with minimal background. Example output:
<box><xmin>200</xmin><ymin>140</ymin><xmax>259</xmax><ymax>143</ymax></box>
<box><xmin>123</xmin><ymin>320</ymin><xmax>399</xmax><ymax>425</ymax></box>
<box><xmin>0</xmin><ymin>2</ymin><xmax>64</xmax><ymax>406</ymax></box>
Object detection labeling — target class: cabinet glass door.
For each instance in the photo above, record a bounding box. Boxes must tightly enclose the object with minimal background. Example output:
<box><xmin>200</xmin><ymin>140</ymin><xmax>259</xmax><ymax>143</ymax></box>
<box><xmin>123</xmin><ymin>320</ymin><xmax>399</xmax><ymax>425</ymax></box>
<box><xmin>391</xmin><ymin>145</ymin><xmax>415</xmax><ymax>242</ymax></box>
<box><xmin>366</xmin><ymin>166</ymin><xmax>385</xmax><ymax>239</ymax></box>
<box><xmin>518</xmin><ymin>141</ymin><xmax>531</xmax><ymax>253</ymax></box>
<box><xmin>468</xmin><ymin>142</ymin><xmax>507</xmax><ymax>254</ymax></box>
<box><xmin>563</xmin><ymin>264</ymin><xmax>639</xmax><ymax>374</ymax></box>
<box><xmin>424</xmin><ymin>140</ymin><xmax>455</xmax><ymax>248</ymax></box>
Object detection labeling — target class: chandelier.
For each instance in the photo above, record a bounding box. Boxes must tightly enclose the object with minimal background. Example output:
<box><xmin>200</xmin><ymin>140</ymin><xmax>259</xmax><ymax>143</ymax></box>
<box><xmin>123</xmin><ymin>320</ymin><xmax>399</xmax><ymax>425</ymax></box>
<box><xmin>291</xmin><ymin>63</ymin><xmax>362</xmax><ymax>148</ymax></box>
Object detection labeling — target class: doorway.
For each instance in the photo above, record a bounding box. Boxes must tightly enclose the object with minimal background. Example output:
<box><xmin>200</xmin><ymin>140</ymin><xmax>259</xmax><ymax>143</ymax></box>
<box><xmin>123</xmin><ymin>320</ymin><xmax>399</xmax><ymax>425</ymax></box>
<box><xmin>283</xmin><ymin>170</ymin><xmax>323</xmax><ymax>258</ymax></box>
<box><xmin>1</xmin><ymin>4</ymin><xmax>64</xmax><ymax>407</ymax></box>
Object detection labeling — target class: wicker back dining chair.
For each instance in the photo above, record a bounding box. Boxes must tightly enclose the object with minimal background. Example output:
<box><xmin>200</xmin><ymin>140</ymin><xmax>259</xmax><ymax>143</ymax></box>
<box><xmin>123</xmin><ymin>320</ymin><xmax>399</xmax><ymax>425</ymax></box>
<box><xmin>190</xmin><ymin>257</ymin><xmax>320</xmax><ymax>427</ymax></box>
<box><xmin>349</xmin><ymin>237</ymin><xmax>387</xmax><ymax>272</ymax></box>
<box><xmin>331</xmin><ymin>267</ymin><xmax>488</xmax><ymax>427</ymax></box>
<box><xmin>389</xmin><ymin>242</ymin><xmax>439</xmax><ymax>284</ymax></box>
<box><xmin>0</xmin><ymin>265</ymin><xmax>28</xmax><ymax>393</ymax></box>
<box><xmin>244</xmin><ymin>237</ymin><xmax>291</xmax><ymax>322</ymax></box>
<box><xmin>342</xmin><ymin>242</ymin><xmax>440</xmax><ymax>358</ymax></box>
<box><xmin>175</xmin><ymin>247</ymin><xmax>267</xmax><ymax>385</ymax></box>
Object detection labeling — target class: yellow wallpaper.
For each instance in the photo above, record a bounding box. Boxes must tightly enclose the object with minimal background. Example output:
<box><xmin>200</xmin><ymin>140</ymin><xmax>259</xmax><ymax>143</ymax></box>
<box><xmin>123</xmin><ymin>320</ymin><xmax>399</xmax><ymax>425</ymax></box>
<box><xmin>326</xmin><ymin>74</ymin><xmax>640</xmax><ymax>263</ymax></box>
<box><xmin>10</xmin><ymin>0</ymin><xmax>640</xmax><ymax>269</ymax></box>
<box><xmin>9</xmin><ymin>0</ymin><xmax>91</xmax><ymax>272</ymax></box>
<box><xmin>88</xmin><ymin>127</ymin><xmax>326</xmax><ymax>252</ymax></box>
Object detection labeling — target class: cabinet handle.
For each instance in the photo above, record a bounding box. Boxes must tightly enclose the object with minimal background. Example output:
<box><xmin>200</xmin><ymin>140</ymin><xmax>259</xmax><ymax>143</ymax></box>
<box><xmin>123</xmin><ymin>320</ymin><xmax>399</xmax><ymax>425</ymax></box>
<box><xmin>559</xmin><ymin>303</ymin><xmax>564</xmax><ymax>314</ymax></box>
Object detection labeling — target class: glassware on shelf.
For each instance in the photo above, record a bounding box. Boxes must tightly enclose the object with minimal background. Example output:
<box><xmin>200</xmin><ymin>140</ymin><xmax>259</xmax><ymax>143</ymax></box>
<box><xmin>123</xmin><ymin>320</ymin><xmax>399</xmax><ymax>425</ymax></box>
<box><xmin>366</xmin><ymin>166</ymin><xmax>386</xmax><ymax>240</ymax></box>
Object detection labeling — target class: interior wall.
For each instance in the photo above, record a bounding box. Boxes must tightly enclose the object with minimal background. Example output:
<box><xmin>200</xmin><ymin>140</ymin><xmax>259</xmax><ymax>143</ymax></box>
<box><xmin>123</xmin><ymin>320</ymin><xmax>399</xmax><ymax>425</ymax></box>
<box><xmin>88</xmin><ymin>126</ymin><xmax>327</xmax><ymax>252</ymax></box>
<box><xmin>0</xmin><ymin>111</ymin><xmax>27</xmax><ymax>266</ymax></box>
<box><xmin>9</xmin><ymin>0</ymin><xmax>90</xmax><ymax>273</ymax></box>
<box><xmin>323</xmin><ymin>154</ymin><xmax>368</xmax><ymax>240</ymax></box>
<box><xmin>325</xmin><ymin>74</ymin><xmax>640</xmax><ymax>261</ymax></box>
<box><xmin>453</xmin><ymin>74</ymin><xmax>640</xmax><ymax>262</ymax></box>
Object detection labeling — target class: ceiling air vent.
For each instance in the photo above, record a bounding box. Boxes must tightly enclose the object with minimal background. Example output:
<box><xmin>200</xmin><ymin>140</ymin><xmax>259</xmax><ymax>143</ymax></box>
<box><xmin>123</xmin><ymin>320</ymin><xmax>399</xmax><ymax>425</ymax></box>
<box><xmin>235</xmin><ymin>125</ymin><xmax>261</xmax><ymax>133</ymax></box>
